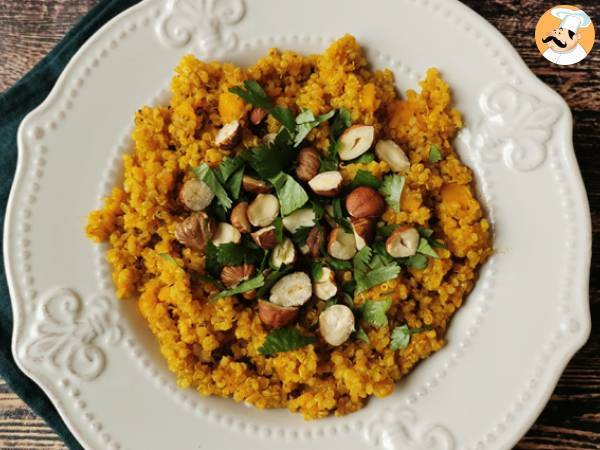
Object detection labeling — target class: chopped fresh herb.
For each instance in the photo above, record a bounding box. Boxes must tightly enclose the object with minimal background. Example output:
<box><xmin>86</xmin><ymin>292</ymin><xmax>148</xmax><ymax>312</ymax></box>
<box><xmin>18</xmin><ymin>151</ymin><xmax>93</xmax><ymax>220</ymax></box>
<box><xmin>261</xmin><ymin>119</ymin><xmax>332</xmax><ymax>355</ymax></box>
<box><xmin>190</xmin><ymin>271</ymin><xmax>224</xmax><ymax>289</ymax></box>
<box><xmin>376</xmin><ymin>224</ymin><xmax>399</xmax><ymax>239</ymax></box>
<box><xmin>330</xmin><ymin>107</ymin><xmax>352</xmax><ymax>139</ymax></box>
<box><xmin>417</xmin><ymin>238</ymin><xmax>439</xmax><ymax>258</ymax></box>
<box><xmin>379</xmin><ymin>174</ymin><xmax>405</xmax><ymax>213</ymax></box>
<box><xmin>293</xmin><ymin>109</ymin><xmax>335</xmax><ymax>147</ymax></box>
<box><xmin>205</xmin><ymin>202</ymin><xmax>227</xmax><ymax>222</ymax></box>
<box><xmin>310</xmin><ymin>198</ymin><xmax>326</xmax><ymax>220</ymax></box>
<box><xmin>401</xmin><ymin>253</ymin><xmax>428</xmax><ymax>270</ymax></box>
<box><xmin>326</xmin><ymin>258</ymin><xmax>353</xmax><ymax>271</ymax></box>
<box><xmin>349</xmin><ymin>152</ymin><xmax>375</xmax><ymax>164</ymax></box>
<box><xmin>229</xmin><ymin>80</ymin><xmax>296</xmax><ymax>132</ymax></box>
<box><xmin>332</xmin><ymin>198</ymin><xmax>343</xmax><ymax>220</ymax></box>
<box><xmin>215</xmin><ymin>242</ymin><xmax>263</xmax><ymax>266</ymax></box>
<box><xmin>428</xmin><ymin>144</ymin><xmax>443</xmax><ymax>163</ymax></box>
<box><xmin>270</xmin><ymin>173</ymin><xmax>309</xmax><ymax>216</ymax></box>
<box><xmin>390</xmin><ymin>325</ymin><xmax>433</xmax><ymax>350</ymax></box>
<box><xmin>417</xmin><ymin>227</ymin><xmax>434</xmax><ymax>238</ymax></box>
<box><xmin>360</xmin><ymin>298</ymin><xmax>392</xmax><ymax>327</ymax></box>
<box><xmin>159</xmin><ymin>252</ymin><xmax>178</xmax><ymax>266</ymax></box>
<box><xmin>217</xmin><ymin>157</ymin><xmax>244</xmax><ymax>182</ymax></box>
<box><xmin>350</xmin><ymin>169</ymin><xmax>380</xmax><ymax>189</ymax></box>
<box><xmin>241</xmin><ymin>142</ymin><xmax>294</xmax><ymax>180</ymax></box>
<box><xmin>356</xmin><ymin>327</ymin><xmax>370</xmax><ymax>343</ymax></box>
<box><xmin>258</xmin><ymin>327</ymin><xmax>317</xmax><ymax>356</ymax></box>
<box><xmin>310</xmin><ymin>261</ymin><xmax>324</xmax><ymax>281</ymax></box>
<box><xmin>355</xmin><ymin>264</ymin><xmax>401</xmax><ymax>294</ymax></box>
<box><xmin>342</xmin><ymin>293</ymin><xmax>355</xmax><ymax>308</ymax></box>
<box><xmin>291</xmin><ymin>226</ymin><xmax>312</xmax><ymax>247</ymax></box>
<box><xmin>273</xmin><ymin>217</ymin><xmax>284</xmax><ymax>244</ymax></box>
<box><xmin>342</xmin><ymin>281</ymin><xmax>356</xmax><ymax>296</ymax></box>
<box><xmin>193</xmin><ymin>163</ymin><xmax>232</xmax><ymax>210</ymax></box>
<box><xmin>430</xmin><ymin>239</ymin><xmax>446</xmax><ymax>249</ymax></box>
<box><xmin>204</xmin><ymin>242</ymin><xmax>220</xmax><ymax>277</ymax></box>
<box><xmin>353</xmin><ymin>246</ymin><xmax>373</xmax><ymax>277</ymax></box>
<box><xmin>227</xmin><ymin>167</ymin><xmax>244</xmax><ymax>200</ymax></box>
<box><xmin>215</xmin><ymin>274</ymin><xmax>265</xmax><ymax>299</ymax></box>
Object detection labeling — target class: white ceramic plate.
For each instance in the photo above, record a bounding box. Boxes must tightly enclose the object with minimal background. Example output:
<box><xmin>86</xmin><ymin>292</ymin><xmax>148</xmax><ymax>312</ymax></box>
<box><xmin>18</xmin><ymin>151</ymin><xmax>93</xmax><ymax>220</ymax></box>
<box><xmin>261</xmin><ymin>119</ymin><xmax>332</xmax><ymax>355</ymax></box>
<box><xmin>5</xmin><ymin>0</ymin><xmax>592</xmax><ymax>449</ymax></box>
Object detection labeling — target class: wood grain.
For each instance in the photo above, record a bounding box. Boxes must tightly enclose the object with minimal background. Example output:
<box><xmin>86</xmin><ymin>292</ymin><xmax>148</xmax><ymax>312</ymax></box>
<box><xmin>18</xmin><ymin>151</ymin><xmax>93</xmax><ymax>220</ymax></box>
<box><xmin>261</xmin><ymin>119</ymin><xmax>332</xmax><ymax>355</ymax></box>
<box><xmin>0</xmin><ymin>0</ymin><xmax>598</xmax><ymax>449</ymax></box>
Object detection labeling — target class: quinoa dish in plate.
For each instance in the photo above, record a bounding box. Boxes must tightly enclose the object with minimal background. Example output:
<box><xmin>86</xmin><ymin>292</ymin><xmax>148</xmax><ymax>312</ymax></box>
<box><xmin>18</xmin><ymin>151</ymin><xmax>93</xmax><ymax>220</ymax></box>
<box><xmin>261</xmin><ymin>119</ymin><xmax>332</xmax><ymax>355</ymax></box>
<box><xmin>86</xmin><ymin>35</ymin><xmax>492</xmax><ymax>419</ymax></box>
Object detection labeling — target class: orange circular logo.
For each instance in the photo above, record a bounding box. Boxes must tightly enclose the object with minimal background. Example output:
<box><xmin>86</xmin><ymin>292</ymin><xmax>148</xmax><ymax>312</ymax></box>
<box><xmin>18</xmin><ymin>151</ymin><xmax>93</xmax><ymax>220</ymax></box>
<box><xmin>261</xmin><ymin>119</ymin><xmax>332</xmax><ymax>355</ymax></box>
<box><xmin>535</xmin><ymin>5</ymin><xmax>595</xmax><ymax>65</ymax></box>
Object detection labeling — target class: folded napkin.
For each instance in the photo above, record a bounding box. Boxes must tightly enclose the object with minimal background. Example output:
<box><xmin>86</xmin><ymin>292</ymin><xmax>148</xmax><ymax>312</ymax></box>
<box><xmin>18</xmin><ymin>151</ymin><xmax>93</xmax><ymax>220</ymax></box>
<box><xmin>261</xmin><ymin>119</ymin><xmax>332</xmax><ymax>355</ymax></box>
<box><xmin>0</xmin><ymin>1</ymin><xmax>140</xmax><ymax>448</ymax></box>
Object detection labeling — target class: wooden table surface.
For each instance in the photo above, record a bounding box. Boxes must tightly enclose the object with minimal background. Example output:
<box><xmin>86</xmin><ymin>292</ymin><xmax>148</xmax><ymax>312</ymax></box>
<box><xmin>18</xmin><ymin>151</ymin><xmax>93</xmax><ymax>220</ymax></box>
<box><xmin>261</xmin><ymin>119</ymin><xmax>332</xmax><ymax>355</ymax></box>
<box><xmin>0</xmin><ymin>1</ymin><xmax>598</xmax><ymax>449</ymax></box>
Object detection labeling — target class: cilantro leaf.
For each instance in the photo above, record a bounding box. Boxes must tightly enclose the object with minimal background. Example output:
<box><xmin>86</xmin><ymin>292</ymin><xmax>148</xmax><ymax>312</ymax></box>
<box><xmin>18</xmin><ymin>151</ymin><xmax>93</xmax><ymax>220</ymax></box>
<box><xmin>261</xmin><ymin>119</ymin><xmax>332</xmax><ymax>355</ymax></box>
<box><xmin>353</xmin><ymin>246</ymin><xmax>373</xmax><ymax>277</ymax></box>
<box><xmin>330</xmin><ymin>107</ymin><xmax>352</xmax><ymax>139</ymax></box>
<box><xmin>310</xmin><ymin>261</ymin><xmax>324</xmax><ymax>281</ymax></box>
<box><xmin>355</xmin><ymin>264</ymin><xmax>401</xmax><ymax>294</ymax></box>
<box><xmin>193</xmin><ymin>163</ymin><xmax>232</xmax><ymax>210</ymax></box>
<box><xmin>376</xmin><ymin>224</ymin><xmax>399</xmax><ymax>239</ymax></box>
<box><xmin>218</xmin><ymin>157</ymin><xmax>244</xmax><ymax>182</ymax></box>
<box><xmin>390</xmin><ymin>325</ymin><xmax>433</xmax><ymax>350</ymax></box>
<box><xmin>401</xmin><ymin>253</ymin><xmax>428</xmax><ymax>269</ymax></box>
<box><xmin>241</xmin><ymin>145</ymin><xmax>290</xmax><ymax>180</ymax></box>
<box><xmin>159</xmin><ymin>252</ymin><xmax>179</xmax><ymax>266</ymax></box>
<box><xmin>272</xmin><ymin>107</ymin><xmax>296</xmax><ymax>132</ymax></box>
<box><xmin>350</xmin><ymin>169</ymin><xmax>380</xmax><ymax>189</ymax></box>
<box><xmin>379</xmin><ymin>174</ymin><xmax>405</xmax><ymax>213</ymax></box>
<box><xmin>204</xmin><ymin>242</ymin><xmax>220</xmax><ymax>277</ymax></box>
<box><xmin>360</xmin><ymin>298</ymin><xmax>392</xmax><ymax>327</ymax></box>
<box><xmin>428</xmin><ymin>144</ymin><xmax>443</xmax><ymax>163</ymax></box>
<box><xmin>270</xmin><ymin>173</ymin><xmax>309</xmax><ymax>216</ymax></box>
<box><xmin>226</xmin><ymin>167</ymin><xmax>244</xmax><ymax>200</ymax></box>
<box><xmin>342</xmin><ymin>292</ymin><xmax>355</xmax><ymax>308</ymax></box>
<box><xmin>417</xmin><ymin>238</ymin><xmax>439</xmax><ymax>258</ymax></box>
<box><xmin>324</xmin><ymin>298</ymin><xmax>338</xmax><ymax>309</ymax></box>
<box><xmin>417</xmin><ymin>227</ymin><xmax>434</xmax><ymax>238</ymax></box>
<box><xmin>215</xmin><ymin>243</ymin><xmax>263</xmax><ymax>266</ymax></box>
<box><xmin>273</xmin><ymin>217</ymin><xmax>283</xmax><ymax>244</ymax></box>
<box><xmin>332</xmin><ymin>198</ymin><xmax>343</xmax><ymax>220</ymax></box>
<box><xmin>320</xmin><ymin>140</ymin><xmax>340</xmax><ymax>172</ymax></box>
<box><xmin>291</xmin><ymin>226</ymin><xmax>312</xmax><ymax>247</ymax></box>
<box><xmin>356</xmin><ymin>327</ymin><xmax>370</xmax><ymax>343</ymax></box>
<box><xmin>258</xmin><ymin>327</ymin><xmax>317</xmax><ymax>356</ymax></box>
<box><xmin>215</xmin><ymin>274</ymin><xmax>265</xmax><ymax>299</ymax></box>
<box><xmin>293</xmin><ymin>109</ymin><xmax>335</xmax><ymax>147</ymax></box>
<box><xmin>326</xmin><ymin>258</ymin><xmax>353</xmax><ymax>271</ymax></box>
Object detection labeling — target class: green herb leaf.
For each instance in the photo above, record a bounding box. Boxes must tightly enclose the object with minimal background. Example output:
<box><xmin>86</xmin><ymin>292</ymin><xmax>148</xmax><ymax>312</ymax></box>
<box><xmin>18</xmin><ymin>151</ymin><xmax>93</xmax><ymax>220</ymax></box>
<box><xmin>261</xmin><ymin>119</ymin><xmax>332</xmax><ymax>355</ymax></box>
<box><xmin>190</xmin><ymin>271</ymin><xmax>224</xmax><ymax>289</ymax></box>
<box><xmin>355</xmin><ymin>264</ymin><xmax>401</xmax><ymax>294</ymax></box>
<box><xmin>390</xmin><ymin>325</ymin><xmax>433</xmax><ymax>350</ymax></box>
<box><xmin>293</xmin><ymin>109</ymin><xmax>334</xmax><ymax>147</ymax></box>
<box><xmin>417</xmin><ymin>238</ymin><xmax>439</xmax><ymax>258</ymax></box>
<box><xmin>353</xmin><ymin>246</ymin><xmax>373</xmax><ymax>277</ymax></box>
<box><xmin>273</xmin><ymin>217</ymin><xmax>284</xmax><ymax>244</ymax></box>
<box><xmin>205</xmin><ymin>242</ymin><xmax>220</xmax><ymax>277</ymax></box>
<box><xmin>326</xmin><ymin>258</ymin><xmax>353</xmax><ymax>271</ymax></box>
<box><xmin>401</xmin><ymin>253</ymin><xmax>428</xmax><ymax>270</ymax></box>
<box><xmin>218</xmin><ymin>157</ymin><xmax>244</xmax><ymax>182</ymax></box>
<box><xmin>291</xmin><ymin>226</ymin><xmax>312</xmax><ymax>247</ymax></box>
<box><xmin>159</xmin><ymin>252</ymin><xmax>179</xmax><ymax>266</ymax></box>
<box><xmin>310</xmin><ymin>261</ymin><xmax>324</xmax><ymax>281</ymax></box>
<box><xmin>330</xmin><ymin>107</ymin><xmax>352</xmax><ymax>139</ymax></box>
<box><xmin>356</xmin><ymin>327</ymin><xmax>370</xmax><ymax>343</ymax></box>
<box><xmin>342</xmin><ymin>292</ymin><xmax>354</xmax><ymax>308</ymax></box>
<box><xmin>324</xmin><ymin>298</ymin><xmax>338</xmax><ymax>309</ymax></box>
<box><xmin>269</xmin><ymin>173</ymin><xmax>309</xmax><ymax>216</ymax></box>
<box><xmin>258</xmin><ymin>327</ymin><xmax>317</xmax><ymax>356</ymax></box>
<box><xmin>360</xmin><ymin>298</ymin><xmax>392</xmax><ymax>327</ymax></box>
<box><xmin>428</xmin><ymin>144</ymin><xmax>443</xmax><ymax>163</ymax></box>
<box><xmin>227</xmin><ymin>167</ymin><xmax>244</xmax><ymax>200</ymax></box>
<box><xmin>272</xmin><ymin>107</ymin><xmax>296</xmax><ymax>132</ymax></box>
<box><xmin>332</xmin><ymin>198</ymin><xmax>343</xmax><ymax>220</ymax></box>
<box><xmin>417</xmin><ymin>227</ymin><xmax>434</xmax><ymax>238</ymax></box>
<box><xmin>310</xmin><ymin>199</ymin><xmax>325</xmax><ymax>220</ymax></box>
<box><xmin>376</xmin><ymin>224</ymin><xmax>399</xmax><ymax>239</ymax></box>
<box><xmin>349</xmin><ymin>152</ymin><xmax>375</xmax><ymax>164</ymax></box>
<box><xmin>215</xmin><ymin>274</ymin><xmax>265</xmax><ymax>299</ymax></box>
<box><xmin>193</xmin><ymin>163</ymin><xmax>232</xmax><ymax>210</ymax></box>
<box><xmin>215</xmin><ymin>243</ymin><xmax>263</xmax><ymax>266</ymax></box>
<box><xmin>342</xmin><ymin>281</ymin><xmax>356</xmax><ymax>296</ymax></box>
<box><xmin>379</xmin><ymin>174</ymin><xmax>405</xmax><ymax>213</ymax></box>
<box><xmin>350</xmin><ymin>169</ymin><xmax>380</xmax><ymax>189</ymax></box>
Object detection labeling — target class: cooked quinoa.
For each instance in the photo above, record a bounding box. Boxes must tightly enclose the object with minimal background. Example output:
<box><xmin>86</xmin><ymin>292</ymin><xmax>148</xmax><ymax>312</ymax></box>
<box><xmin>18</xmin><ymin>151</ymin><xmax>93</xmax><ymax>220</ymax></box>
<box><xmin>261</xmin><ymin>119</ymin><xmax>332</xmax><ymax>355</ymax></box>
<box><xmin>86</xmin><ymin>35</ymin><xmax>491</xmax><ymax>419</ymax></box>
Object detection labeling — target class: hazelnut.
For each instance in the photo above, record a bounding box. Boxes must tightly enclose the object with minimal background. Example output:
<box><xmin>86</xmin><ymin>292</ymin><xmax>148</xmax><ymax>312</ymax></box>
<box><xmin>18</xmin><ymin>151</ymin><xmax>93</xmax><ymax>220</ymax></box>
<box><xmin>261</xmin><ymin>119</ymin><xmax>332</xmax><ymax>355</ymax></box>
<box><xmin>214</xmin><ymin>120</ymin><xmax>241</xmax><ymax>149</ymax></box>
<box><xmin>258</xmin><ymin>300</ymin><xmax>299</xmax><ymax>329</ymax></box>
<box><xmin>337</xmin><ymin>125</ymin><xmax>375</xmax><ymax>160</ymax></box>
<box><xmin>178</xmin><ymin>178</ymin><xmax>215</xmax><ymax>211</ymax></box>
<box><xmin>386</xmin><ymin>226</ymin><xmax>419</xmax><ymax>258</ymax></box>
<box><xmin>247</xmin><ymin>194</ymin><xmax>280</xmax><ymax>227</ymax></box>
<box><xmin>306</xmin><ymin>226</ymin><xmax>325</xmax><ymax>257</ymax></box>
<box><xmin>242</xmin><ymin>176</ymin><xmax>272</xmax><ymax>194</ymax></box>
<box><xmin>375</xmin><ymin>140</ymin><xmax>410</xmax><ymax>173</ymax></box>
<box><xmin>220</xmin><ymin>263</ymin><xmax>255</xmax><ymax>288</ymax></box>
<box><xmin>327</xmin><ymin>227</ymin><xmax>357</xmax><ymax>260</ymax></box>
<box><xmin>249</xmin><ymin>107</ymin><xmax>268</xmax><ymax>125</ymax></box>
<box><xmin>319</xmin><ymin>304</ymin><xmax>355</xmax><ymax>346</ymax></box>
<box><xmin>345</xmin><ymin>186</ymin><xmax>385</xmax><ymax>218</ymax></box>
<box><xmin>174</xmin><ymin>212</ymin><xmax>215</xmax><ymax>253</ymax></box>
<box><xmin>350</xmin><ymin>217</ymin><xmax>375</xmax><ymax>250</ymax></box>
<box><xmin>230</xmin><ymin>202</ymin><xmax>252</xmax><ymax>233</ymax></box>
<box><xmin>308</xmin><ymin>171</ymin><xmax>343</xmax><ymax>197</ymax></box>
<box><xmin>313</xmin><ymin>267</ymin><xmax>338</xmax><ymax>300</ymax></box>
<box><xmin>251</xmin><ymin>226</ymin><xmax>277</xmax><ymax>249</ymax></box>
<box><xmin>269</xmin><ymin>272</ymin><xmax>312</xmax><ymax>307</ymax></box>
<box><xmin>270</xmin><ymin>238</ymin><xmax>296</xmax><ymax>269</ymax></box>
<box><xmin>282</xmin><ymin>208</ymin><xmax>316</xmax><ymax>233</ymax></box>
<box><xmin>212</xmin><ymin>222</ymin><xmax>242</xmax><ymax>246</ymax></box>
<box><xmin>295</xmin><ymin>147</ymin><xmax>320</xmax><ymax>182</ymax></box>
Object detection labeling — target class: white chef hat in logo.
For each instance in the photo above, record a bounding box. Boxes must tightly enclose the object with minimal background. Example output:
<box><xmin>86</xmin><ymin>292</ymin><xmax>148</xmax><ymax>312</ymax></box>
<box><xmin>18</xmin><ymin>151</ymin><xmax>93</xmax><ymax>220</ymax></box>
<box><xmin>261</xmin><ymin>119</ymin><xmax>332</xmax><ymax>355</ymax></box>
<box><xmin>551</xmin><ymin>7</ymin><xmax>592</xmax><ymax>33</ymax></box>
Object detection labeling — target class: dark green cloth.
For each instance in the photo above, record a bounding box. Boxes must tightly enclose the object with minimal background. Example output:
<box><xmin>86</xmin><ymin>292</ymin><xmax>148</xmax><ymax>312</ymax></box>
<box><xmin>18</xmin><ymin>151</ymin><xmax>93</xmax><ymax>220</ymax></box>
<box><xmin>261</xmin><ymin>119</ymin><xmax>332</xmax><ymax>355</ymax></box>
<box><xmin>0</xmin><ymin>1</ymin><xmax>140</xmax><ymax>448</ymax></box>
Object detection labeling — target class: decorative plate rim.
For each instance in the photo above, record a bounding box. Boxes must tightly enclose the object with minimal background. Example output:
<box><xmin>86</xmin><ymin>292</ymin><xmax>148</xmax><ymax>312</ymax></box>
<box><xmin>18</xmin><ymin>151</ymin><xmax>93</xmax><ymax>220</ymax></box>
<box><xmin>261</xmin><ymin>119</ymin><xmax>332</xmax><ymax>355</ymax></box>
<box><xmin>4</xmin><ymin>0</ymin><xmax>592</xmax><ymax>449</ymax></box>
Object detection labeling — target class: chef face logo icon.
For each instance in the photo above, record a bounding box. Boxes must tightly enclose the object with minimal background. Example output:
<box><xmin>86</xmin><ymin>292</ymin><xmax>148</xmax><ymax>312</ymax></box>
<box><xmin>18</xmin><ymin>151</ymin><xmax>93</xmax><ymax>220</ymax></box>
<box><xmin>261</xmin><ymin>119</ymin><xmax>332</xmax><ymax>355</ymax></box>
<box><xmin>535</xmin><ymin>5</ymin><xmax>595</xmax><ymax>66</ymax></box>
